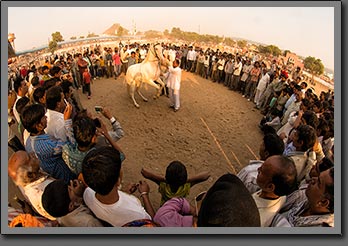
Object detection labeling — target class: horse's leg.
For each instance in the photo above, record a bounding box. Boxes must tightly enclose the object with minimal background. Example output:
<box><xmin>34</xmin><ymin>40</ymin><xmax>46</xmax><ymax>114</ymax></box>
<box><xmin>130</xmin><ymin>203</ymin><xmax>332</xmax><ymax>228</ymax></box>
<box><xmin>128</xmin><ymin>82</ymin><xmax>140</xmax><ymax>108</ymax></box>
<box><xmin>153</xmin><ymin>77</ymin><xmax>166</xmax><ymax>99</ymax></box>
<box><xmin>136</xmin><ymin>86</ymin><xmax>148</xmax><ymax>102</ymax></box>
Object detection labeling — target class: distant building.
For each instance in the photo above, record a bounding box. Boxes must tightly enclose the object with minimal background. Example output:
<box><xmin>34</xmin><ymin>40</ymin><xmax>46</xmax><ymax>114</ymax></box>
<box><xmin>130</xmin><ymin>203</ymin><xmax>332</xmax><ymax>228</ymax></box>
<box><xmin>102</xmin><ymin>23</ymin><xmax>129</xmax><ymax>36</ymax></box>
<box><xmin>278</xmin><ymin>52</ymin><xmax>304</xmax><ymax>71</ymax></box>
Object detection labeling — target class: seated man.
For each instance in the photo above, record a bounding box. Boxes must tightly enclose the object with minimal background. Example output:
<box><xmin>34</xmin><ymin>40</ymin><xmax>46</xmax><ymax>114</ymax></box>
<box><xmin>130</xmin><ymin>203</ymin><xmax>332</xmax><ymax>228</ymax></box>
<box><xmin>272</xmin><ymin>167</ymin><xmax>334</xmax><ymax>227</ymax></box>
<box><xmin>197</xmin><ymin>173</ymin><xmax>260</xmax><ymax>227</ymax></box>
<box><xmin>8</xmin><ymin>151</ymin><xmax>56</xmax><ymax>220</ymax></box>
<box><xmin>252</xmin><ymin>155</ymin><xmax>297</xmax><ymax>227</ymax></box>
<box><xmin>82</xmin><ymin>146</ymin><xmax>155</xmax><ymax>227</ymax></box>
<box><xmin>21</xmin><ymin>103</ymin><xmax>76</xmax><ymax>183</ymax></box>
<box><xmin>41</xmin><ymin>179</ymin><xmax>104</xmax><ymax>227</ymax></box>
<box><xmin>237</xmin><ymin>133</ymin><xmax>285</xmax><ymax>194</ymax></box>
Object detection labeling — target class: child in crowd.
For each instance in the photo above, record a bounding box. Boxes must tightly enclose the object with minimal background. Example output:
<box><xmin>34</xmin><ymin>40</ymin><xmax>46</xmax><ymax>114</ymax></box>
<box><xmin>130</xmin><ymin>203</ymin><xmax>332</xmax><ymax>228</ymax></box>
<box><xmin>141</xmin><ymin>161</ymin><xmax>210</xmax><ymax>206</ymax></box>
<box><xmin>82</xmin><ymin>68</ymin><xmax>92</xmax><ymax>99</ymax></box>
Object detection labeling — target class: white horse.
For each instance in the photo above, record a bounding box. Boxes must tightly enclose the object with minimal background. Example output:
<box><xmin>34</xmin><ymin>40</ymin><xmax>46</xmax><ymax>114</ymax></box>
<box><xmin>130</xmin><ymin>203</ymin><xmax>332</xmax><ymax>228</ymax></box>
<box><xmin>125</xmin><ymin>43</ymin><xmax>168</xmax><ymax>108</ymax></box>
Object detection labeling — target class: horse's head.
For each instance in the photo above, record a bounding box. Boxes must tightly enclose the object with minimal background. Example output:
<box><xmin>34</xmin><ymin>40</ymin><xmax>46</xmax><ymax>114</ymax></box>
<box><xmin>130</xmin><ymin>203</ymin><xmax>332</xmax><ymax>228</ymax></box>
<box><xmin>151</xmin><ymin>43</ymin><xmax>165</xmax><ymax>62</ymax></box>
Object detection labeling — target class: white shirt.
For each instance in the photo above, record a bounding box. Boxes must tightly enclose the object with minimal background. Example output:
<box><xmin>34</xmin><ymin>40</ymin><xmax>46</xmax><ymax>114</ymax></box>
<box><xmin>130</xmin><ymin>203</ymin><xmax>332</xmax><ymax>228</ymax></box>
<box><xmin>83</xmin><ymin>188</ymin><xmax>151</xmax><ymax>227</ymax></box>
<box><xmin>20</xmin><ymin>175</ymin><xmax>56</xmax><ymax>221</ymax></box>
<box><xmin>252</xmin><ymin>191</ymin><xmax>287</xmax><ymax>227</ymax></box>
<box><xmin>233</xmin><ymin>61</ymin><xmax>243</xmax><ymax>76</ymax></box>
<box><xmin>256</xmin><ymin>73</ymin><xmax>270</xmax><ymax>92</ymax></box>
<box><xmin>166</xmin><ymin>66</ymin><xmax>182</xmax><ymax>91</ymax></box>
<box><xmin>45</xmin><ymin>109</ymin><xmax>66</xmax><ymax>142</ymax></box>
<box><xmin>13</xmin><ymin>95</ymin><xmax>22</xmax><ymax>123</ymax></box>
<box><xmin>187</xmin><ymin>50</ymin><xmax>196</xmax><ymax>61</ymax></box>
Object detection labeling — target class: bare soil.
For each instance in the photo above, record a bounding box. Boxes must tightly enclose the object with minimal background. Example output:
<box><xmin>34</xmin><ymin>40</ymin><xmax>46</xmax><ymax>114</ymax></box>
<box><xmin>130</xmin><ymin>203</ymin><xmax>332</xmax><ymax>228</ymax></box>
<box><xmin>79</xmin><ymin>71</ymin><xmax>264</xmax><ymax>210</ymax></box>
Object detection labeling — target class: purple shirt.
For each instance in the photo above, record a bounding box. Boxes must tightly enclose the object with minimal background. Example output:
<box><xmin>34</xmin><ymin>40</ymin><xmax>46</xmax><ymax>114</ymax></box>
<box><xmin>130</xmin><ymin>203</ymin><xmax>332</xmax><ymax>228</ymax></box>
<box><xmin>153</xmin><ymin>198</ymin><xmax>193</xmax><ymax>227</ymax></box>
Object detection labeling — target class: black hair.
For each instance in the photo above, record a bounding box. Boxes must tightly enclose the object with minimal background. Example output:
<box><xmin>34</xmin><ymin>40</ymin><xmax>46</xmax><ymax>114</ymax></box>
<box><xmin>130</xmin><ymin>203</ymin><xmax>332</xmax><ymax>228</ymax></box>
<box><xmin>296</xmin><ymin>125</ymin><xmax>317</xmax><ymax>151</ymax></box>
<box><xmin>41</xmin><ymin>179</ymin><xmax>70</xmax><ymax>218</ymax></box>
<box><xmin>318</xmin><ymin>157</ymin><xmax>334</xmax><ymax>173</ymax></box>
<box><xmin>301</xmin><ymin>111</ymin><xmax>319</xmax><ymax>130</ymax></box>
<box><xmin>82</xmin><ymin>147</ymin><xmax>122</xmax><ymax>196</ymax></box>
<box><xmin>60</xmin><ymin>80</ymin><xmax>73</xmax><ymax>97</ymax></box>
<box><xmin>46</xmin><ymin>86</ymin><xmax>63</xmax><ymax>110</ymax></box>
<box><xmin>33</xmin><ymin>87</ymin><xmax>46</xmax><ymax>104</ymax></box>
<box><xmin>264</xmin><ymin>134</ymin><xmax>285</xmax><ymax>156</ymax></box>
<box><xmin>15</xmin><ymin>96</ymin><xmax>30</xmax><ymax>116</ymax></box>
<box><xmin>42</xmin><ymin>78</ymin><xmax>57</xmax><ymax>91</ymax></box>
<box><xmin>31</xmin><ymin>76</ymin><xmax>40</xmax><ymax>87</ymax></box>
<box><xmin>197</xmin><ymin>173</ymin><xmax>260</xmax><ymax>227</ymax></box>
<box><xmin>21</xmin><ymin>104</ymin><xmax>46</xmax><ymax>134</ymax></box>
<box><xmin>272</xmin><ymin>155</ymin><xmax>298</xmax><ymax>196</ymax></box>
<box><xmin>49</xmin><ymin>66</ymin><xmax>62</xmax><ymax>77</ymax></box>
<box><xmin>42</xmin><ymin>65</ymin><xmax>49</xmax><ymax>71</ymax></box>
<box><xmin>165</xmin><ymin>161</ymin><xmax>187</xmax><ymax>193</ymax></box>
<box><xmin>73</xmin><ymin>117</ymin><xmax>96</xmax><ymax>148</ymax></box>
<box><xmin>324</xmin><ymin>168</ymin><xmax>334</xmax><ymax>213</ymax></box>
<box><xmin>13</xmin><ymin>76</ymin><xmax>25</xmax><ymax>94</ymax></box>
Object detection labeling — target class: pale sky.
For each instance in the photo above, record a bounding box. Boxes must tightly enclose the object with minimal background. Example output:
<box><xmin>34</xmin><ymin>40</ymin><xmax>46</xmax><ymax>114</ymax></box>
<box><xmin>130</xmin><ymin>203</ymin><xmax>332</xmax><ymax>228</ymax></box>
<box><xmin>8</xmin><ymin>7</ymin><xmax>334</xmax><ymax>70</ymax></box>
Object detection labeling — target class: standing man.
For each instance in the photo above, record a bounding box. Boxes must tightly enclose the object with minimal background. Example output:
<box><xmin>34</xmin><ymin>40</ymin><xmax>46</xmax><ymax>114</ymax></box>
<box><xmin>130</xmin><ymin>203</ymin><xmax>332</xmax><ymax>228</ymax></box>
<box><xmin>167</xmin><ymin>59</ymin><xmax>182</xmax><ymax>112</ymax></box>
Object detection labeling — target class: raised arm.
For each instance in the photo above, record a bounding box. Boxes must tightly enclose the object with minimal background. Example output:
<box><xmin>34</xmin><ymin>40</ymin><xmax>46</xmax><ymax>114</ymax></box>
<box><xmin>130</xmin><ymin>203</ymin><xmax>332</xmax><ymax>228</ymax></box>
<box><xmin>141</xmin><ymin>168</ymin><xmax>165</xmax><ymax>185</ymax></box>
<box><xmin>138</xmin><ymin>180</ymin><xmax>155</xmax><ymax>218</ymax></box>
<box><xmin>187</xmin><ymin>171</ymin><xmax>211</xmax><ymax>187</ymax></box>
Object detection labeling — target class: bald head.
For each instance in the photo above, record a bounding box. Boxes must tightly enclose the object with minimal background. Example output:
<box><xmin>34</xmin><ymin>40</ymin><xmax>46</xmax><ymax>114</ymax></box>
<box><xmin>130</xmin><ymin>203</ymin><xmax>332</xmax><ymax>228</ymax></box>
<box><xmin>8</xmin><ymin>151</ymin><xmax>40</xmax><ymax>186</ymax></box>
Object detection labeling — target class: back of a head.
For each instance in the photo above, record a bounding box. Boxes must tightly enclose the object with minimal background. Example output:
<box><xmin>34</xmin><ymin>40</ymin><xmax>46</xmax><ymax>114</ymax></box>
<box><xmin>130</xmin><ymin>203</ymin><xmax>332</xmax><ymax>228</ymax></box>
<box><xmin>33</xmin><ymin>87</ymin><xmax>46</xmax><ymax>104</ymax></box>
<box><xmin>15</xmin><ymin>96</ymin><xmax>30</xmax><ymax>117</ymax></box>
<box><xmin>73</xmin><ymin>116</ymin><xmax>96</xmax><ymax>148</ymax></box>
<box><xmin>302</xmin><ymin>110</ymin><xmax>319</xmax><ymax>130</ymax></box>
<box><xmin>46</xmin><ymin>85</ymin><xmax>62</xmax><ymax>110</ymax></box>
<box><xmin>165</xmin><ymin>161</ymin><xmax>187</xmax><ymax>189</ymax></box>
<box><xmin>82</xmin><ymin>147</ymin><xmax>122</xmax><ymax>196</ymax></box>
<box><xmin>42</xmin><ymin>179</ymin><xmax>70</xmax><ymax>218</ymax></box>
<box><xmin>197</xmin><ymin>174</ymin><xmax>260</xmax><ymax>227</ymax></box>
<box><xmin>272</xmin><ymin>155</ymin><xmax>298</xmax><ymax>196</ymax></box>
<box><xmin>21</xmin><ymin>104</ymin><xmax>46</xmax><ymax>134</ymax></box>
<box><xmin>264</xmin><ymin>133</ymin><xmax>285</xmax><ymax>157</ymax></box>
<box><xmin>13</xmin><ymin>76</ymin><xmax>24</xmax><ymax>94</ymax></box>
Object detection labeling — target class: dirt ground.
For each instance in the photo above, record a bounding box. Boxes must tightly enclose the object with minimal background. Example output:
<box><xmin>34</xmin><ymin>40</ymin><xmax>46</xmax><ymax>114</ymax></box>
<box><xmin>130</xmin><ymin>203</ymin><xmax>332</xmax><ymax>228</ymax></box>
<box><xmin>78</xmin><ymin>71</ymin><xmax>264</xmax><ymax>210</ymax></box>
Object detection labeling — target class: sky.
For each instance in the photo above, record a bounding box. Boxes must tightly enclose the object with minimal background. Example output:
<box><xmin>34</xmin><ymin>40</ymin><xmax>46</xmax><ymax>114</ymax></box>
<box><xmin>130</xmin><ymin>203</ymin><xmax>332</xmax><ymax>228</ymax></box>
<box><xmin>8</xmin><ymin>6</ymin><xmax>334</xmax><ymax>70</ymax></box>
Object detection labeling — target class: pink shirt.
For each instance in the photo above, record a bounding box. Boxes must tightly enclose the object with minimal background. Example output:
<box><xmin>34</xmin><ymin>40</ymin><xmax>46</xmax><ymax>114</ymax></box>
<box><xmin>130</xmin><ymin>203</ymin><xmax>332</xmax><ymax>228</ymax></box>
<box><xmin>153</xmin><ymin>198</ymin><xmax>193</xmax><ymax>227</ymax></box>
<box><xmin>112</xmin><ymin>53</ymin><xmax>121</xmax><ymax>65</ymax></box>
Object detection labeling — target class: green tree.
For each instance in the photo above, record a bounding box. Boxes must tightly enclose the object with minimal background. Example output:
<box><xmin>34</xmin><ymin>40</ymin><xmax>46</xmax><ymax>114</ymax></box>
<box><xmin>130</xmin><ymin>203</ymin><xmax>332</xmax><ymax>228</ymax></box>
<box><xmin>87</xmin><ymin>32</ymin><xmax>99</xmax><ymax>38</ymax></box>
<box><xmin>237</xmin><ymin>40</ymin><xmax>247</xmax><ymax>48</ymax></box>
<box><xmin>283</xmin><ymin>49</ymin><xmax>291</xmax><ymax>56</ymax></box>
<box><xmin>51</xmin><ymin>31</ymin><xmax>64</xmax><ymax>42</ymax></box>
<box><xmin>70</xmin><ymin>36</ymin><xmax>77</xmax><ymax>40</ymax></box>
<box><xmin>304</xmin><ymin>56</ymin><xmax>324</xmax><ymax>75</ymax></box>
<box><xmin>48</xmin><ymin>40</ymin><xmax>58</xmax><ymax>54</ymax></box>
<box><xmin>163</xmin><ymin>29</ymin><xmax>169</xmax><ymax>36</ymax></box>
<box><xmin>79</xmin><ymin>36</ymin><xmax>85</xmax><ymax>39</ymax></box>
<box><xmin>144</xmin><ymin>30</ymin><xmax>162</xmax><ymax>39</ymax></box>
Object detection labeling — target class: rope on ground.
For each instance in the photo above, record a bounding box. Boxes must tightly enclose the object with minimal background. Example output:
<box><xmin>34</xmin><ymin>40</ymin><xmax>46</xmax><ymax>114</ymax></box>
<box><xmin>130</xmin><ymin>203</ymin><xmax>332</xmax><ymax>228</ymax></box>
<box><xmin>231</xmin><ymin>150</ymin><xmax>242</xmax><ymax>168</ymax></box>
<box><xmin>200</xmin><ymin>117</ymin><xmax>236</xmax><ymax>174</ymax></box>
<box><xmin>245</xmin><ymin>143</ymin><xmax>259</xmax><ymax>160</ymax></box>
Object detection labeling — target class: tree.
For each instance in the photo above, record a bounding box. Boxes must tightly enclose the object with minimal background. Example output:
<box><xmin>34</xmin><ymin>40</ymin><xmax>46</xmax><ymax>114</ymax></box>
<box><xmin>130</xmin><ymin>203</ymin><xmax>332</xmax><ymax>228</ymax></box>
<box><xmin>237</xmin><ymin>40</ymin><xmax>247</xmax><ymax>48</ymax></box>
<box><xmin>304</xmin><ymin>56</ymin><xmax>324</xmax><ymax>75</ymax></box>
<box><xmin>79</xmin><ymin>36</ymin><xmax>85</xmax><ymax>39</ymax></box>
<box><xmin>51</xmin><ymin>31</ymin><xmax>64</xmax><ymax>42</ymax></box>
<box><xmin>87</xmin><ymin>32</ymin><xmax>99</xmax><ymax>38</ymax></box>
<box><xmin>163</xmin><ymin>29</ymin><xmax>169</xmax><ymax>36</ymax></box>
<box><xmin>48</xmin><ymin>40</ymin><xmax>58</xmax><ymax>54</ymax></box>
<box><xmin>70</xmin><ymin>36</ymin><xmax>77</xmax><ymax>40</ymax></box>
<box><xmin>283</xmin><ymin>49</ymin><xmax>291</xmax><ymax>56</ymax></box>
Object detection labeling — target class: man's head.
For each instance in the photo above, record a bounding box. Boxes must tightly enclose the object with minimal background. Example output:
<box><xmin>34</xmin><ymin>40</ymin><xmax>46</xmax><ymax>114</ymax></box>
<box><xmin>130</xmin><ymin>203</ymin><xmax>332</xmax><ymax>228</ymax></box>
<box><xmin>33</xmin><ymin>87</ymin><xmax>46</xmax><ymax>105</ymax></box>
<box><xmin>256</xmin><ymin>155</ymin><xmax>297</xmax><ymax>197</ymax></box>
<box><xmin>45</xmin><ymin>85</ymin><xmax>65</xmax><ymax>112</ymax></box>
<box><xmin>13</xmin><ymin>77</ymin><xmax>28</xmax><ymax>96</ymax></box>
<box><xmin>21</xmin><ymin>103</ymin><xmax>47</xmax><ymax>134</ymax></box>
<box><xmin>306</xmin><ymin>167</ymin><xmax>334</xmax><ymax>213</ymax></box>
<box><xmin>82</xmin><ymin>147</ymin><xmax>122</xmax><ymax>196</ymax></box>
<box><xmin>173</xmin><ymin>59</ymin><xmax>180</xmax><ymax>68</ymax></box>
<box><xmin>259</xmin><ymin>134</ymin><xmax>285</xmax><ymax>161</ymax></box>
<box><xmin>49</xmin><ymin>66</ymin><xmax>62</xmax><ymax>78</ymax></box>
<box><xmin>8</xmin><ymin>151</ymin><xmax>41</xmax><ymax>186</ymax></box>
<box><xmin>73</xmin><ymin>116</ymin><xmax>97</xmax><ymax>149</ymax></box>
<box><xmin>292</xmin><ymin>125</ymin><xmax>317</xmax><ymax>152</ymax></box>
<box><xmin>197</xmin><ymin>173</ymin><xmax>260</xmax><ymax>227</ymax></box>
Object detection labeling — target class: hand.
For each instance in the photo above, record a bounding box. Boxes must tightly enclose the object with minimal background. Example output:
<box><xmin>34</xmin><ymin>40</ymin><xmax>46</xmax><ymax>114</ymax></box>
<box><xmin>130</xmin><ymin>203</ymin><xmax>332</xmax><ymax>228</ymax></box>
<box><xmin>69</xmin><ymin>179</ymin><xmax>86</xmax><ymax>198</ymax></box>
<box><xmin>137</xmin><ymin>180</ymin><xmax>150</xmax><ymax>193</ymax></box>
<box><xmin>101</xmin><ymin>107</ymin><xmax>112</xmax><ymax>120</ymax></box>
<box><xmin>125</xmin><ymin>183</ymin><xmax>138</xmax><ymax>194</ymax></box>
<box><xmin>96</xmin><ymin>118</ymin><xmax>108</xmax><ymax>136</ymax></box>
<box><xmin>63</xmin><ymin>103</ymin><xmax>73</xmax><ymax>120</ymax></box>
